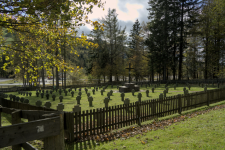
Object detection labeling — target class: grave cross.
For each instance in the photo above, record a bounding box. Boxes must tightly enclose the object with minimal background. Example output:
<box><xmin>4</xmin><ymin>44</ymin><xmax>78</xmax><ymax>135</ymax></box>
<box><xmin>125</xmin><ymin>62</ymin><xmax>134</xmax><ymax>83</ymax></box>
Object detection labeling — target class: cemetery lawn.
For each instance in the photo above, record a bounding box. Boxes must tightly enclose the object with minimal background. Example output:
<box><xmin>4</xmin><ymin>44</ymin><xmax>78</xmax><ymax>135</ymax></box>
<box><xmin>5</xmin><ymin>84</ymin><xmax>220</xmax><ymax>112</ymax></box>
<box><xmin>70</xmin><ymin>101</ymin><xmax>225</xmax><ymax>150</ymax></box>
<box><xmin>1</xmin><ymin>99</ymin><xmax>225</xmax><ymax>150</ymax></box>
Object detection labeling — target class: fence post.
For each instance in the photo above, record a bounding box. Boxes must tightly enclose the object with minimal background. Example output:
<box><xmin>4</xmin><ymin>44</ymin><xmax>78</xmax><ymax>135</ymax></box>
<box><xmin>135</xmin><ymin>101</ymin><xmax>141</xmax><ymax>126</ymax></box>
<box><xmin>11</xmin><ymin>110</ymin><xmax>21</xmax><ymax>150</ymax></box>
<box><xmin>177</xmin><ymin>94</ymin><xmax>182</xmax><ymax>114</ymax></box>
<box><xmin>207</xmin><ymin>91</ymin><xmax>210</xmax><ymax>106</ymax></box>
<box><xmin>43</xmin><ymin>112</ymin><xmax>65</xmax><ymax>150</ymax></box>
<box><xmin>64</xmin><ymin>112</ymin><xmax>74</xmax><ymax>142</ymax></box>
<box><xmin>0</xmin><ymin>105</ymin><xmax>2</xmax><ymax>127</ymax></box>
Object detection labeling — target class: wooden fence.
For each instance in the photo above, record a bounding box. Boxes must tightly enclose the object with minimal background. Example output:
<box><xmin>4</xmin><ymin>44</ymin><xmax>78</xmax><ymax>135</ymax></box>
<box><xmin>0</xmin><ymin>81</ymin><xmax>123</xmax><ymax>92</ymax></box>
<box><xmin>1</xmin><ymin>86</ymin><xmax>225</xmax><ymax>144</ymax></box>
<box><xmin>64</xmin><ymin>87</ymin><xmax>225</xmax><ymax>142</ymax></box>
<box><xmin>0</xmin><ymin>106</ymin><xmax>64</xmax><ymax>150</ymax></box>
<box><xmin>0</xmin><ymin>97</ymin><xmax>57</xmax><ymax>111</ymax></box>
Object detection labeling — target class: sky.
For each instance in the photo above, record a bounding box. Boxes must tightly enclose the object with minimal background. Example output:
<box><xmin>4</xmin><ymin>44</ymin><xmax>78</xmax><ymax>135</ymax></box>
<box><xmin>78</xmin><ymin>0</ymin><xmax>150</xmax><ymax>37</ymax></box>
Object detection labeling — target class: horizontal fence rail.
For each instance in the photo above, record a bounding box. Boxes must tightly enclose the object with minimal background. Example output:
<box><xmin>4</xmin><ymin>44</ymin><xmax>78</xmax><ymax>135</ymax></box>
<box><xmin>1</xmin><ymin>86</ymin><xmax>225</xmax><ymax>143</ymax></box>
<box><xmin>64</xmin><ymin>87</ymin><xmax>225</xmax><ymax>142</ymax></box>
<box><xmin>0</xmin><ymin>107</ymin><xmax>64</xmax><ymax>150</ymax></box>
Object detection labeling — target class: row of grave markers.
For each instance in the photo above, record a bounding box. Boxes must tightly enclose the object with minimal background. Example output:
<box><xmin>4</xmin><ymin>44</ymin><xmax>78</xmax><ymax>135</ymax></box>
<box><xmin>0</xmin><ymin>84</ymin><xmax>210</xmax><ymax>113</ymax></box>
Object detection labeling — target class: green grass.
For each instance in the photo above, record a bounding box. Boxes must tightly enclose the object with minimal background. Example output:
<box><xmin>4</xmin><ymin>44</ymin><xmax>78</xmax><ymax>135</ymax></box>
<box><xmin>3</xmin><ymin>84</ymin><xmax>221</xmax><ymax>112</ymax></box>
<box><xmin>1</xmin><ymin>92</ymin><xmax>225</xmax><ymax>150</ymax></box>
<box><xmin>66</xmin><ymin>101</ymin><xmax>225</xmax><ymax>150</ymax></box>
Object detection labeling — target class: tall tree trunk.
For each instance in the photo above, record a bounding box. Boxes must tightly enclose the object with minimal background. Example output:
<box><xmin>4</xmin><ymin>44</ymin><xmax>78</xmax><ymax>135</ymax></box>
<box><xmin>62</xmin><ymin>70</ymin><xmax>63</xmax><ymax>88</ymax></box>
<box><xmin>52</xmin><ymin>67</ymin><xmax>54</xmax><ymax>88</ymax></box>
<box><xmin>178</xmin><ymin>0</ymin><xmax>184</xmax><ymax>80</ymax></box>
<box><xmin>205</xmin><ymin>37</ymin><xmax>208</xmax><ymax>79</ymax></box>
<box><xmin>63</xmin><ymin>33</ymin><xmax>66</xmax><ymax>88</ymax></box>
<box><xmin>42</xmin><ymin>65</ymin><xmax>45</xmax><ymax>88</ymax></box>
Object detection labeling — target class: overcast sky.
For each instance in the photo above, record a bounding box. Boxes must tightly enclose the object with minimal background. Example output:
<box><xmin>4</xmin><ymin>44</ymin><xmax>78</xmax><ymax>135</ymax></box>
<box><xmin>78</xmin><ymin>0</ymin><xmax>150</xmax><ymax>37</ymax></box>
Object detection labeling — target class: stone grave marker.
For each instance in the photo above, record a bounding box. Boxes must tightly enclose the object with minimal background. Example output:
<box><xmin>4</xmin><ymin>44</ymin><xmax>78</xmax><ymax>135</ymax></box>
<box><xmin>39</xmin><ymin>89</ymin><xmax>41</xmax><ymax>93</ymax></box>
<box><xmin>101</xmin><ymin>90</ymin><xmax>104</xmax><ymax>95</ymax></box>
<box><xmin>44</xmin><ymin>101</ymin><xmax>51</xmax><ymax>108</ymax></box>
<box><xmin>65</xmin><ymin>90</ymin><xmax>68</xmax><ymax>96</ymax></box>
<box><xmin>188</xmin><ymin>85</ymin><xmax>191</xmax><ymax>90</ymax></box>
<box><xmin>4</xmin><ymin>94</ymin><xmax>8</xmax><ymax>98</ymax></box>
<box><xmin>163</xmin><ymin>90</ymin><xmax>167</xmax><ymax>98</ymax></box>
<box><xmin>166</xmin><ymin>87</ymin><xmax>168</xmax><ymax>93</ymax></box>
<box><xmin>9</xmin><ymin>94</ymin><xmax>13</xmax><ymax>100</ymax></box>
<box><xmin>46</xmin><ymin>93</ymin><xmax>49</xmax><ymax>100</ymax></box>
<box><xmin>107</xmin><ymin>92</ymin><xmax>110</xmax><ymax>99</ymax></box>
<box><xmin>159</xmin><ymin>93</ymin><xmax>163</xmax><ymax>103</ymax></box>
<box><xmin>184</xmin><ymin>90</ymin><xmax>189</xmax><ymax>95</ymax></box>
<box><xmin>73</xmin><ymin>105</ymin><xmax>81</xmax><ymax>123</ymax></box>
<box><xmin>79</xmin><ymin>88</ymin><xmax>81</xmax><ymax>92</ymax></box>
<box><xmin>29</xmin><ymin>92</ymin><xmax>32</xmax><ymax>96</ymax></box>
<box><xmin>24</xmin><ymin>99</ymin><xmax>29</xmax><ymax>104</ymax></box>
<box><xmin>15</xmin><ymin>96</ymin><xmax>20</xmax><ymax>102</ymax></box>
<box><xmin>78</xmin><ymin>91</ymin><xmax>82</xmax><ymax>96</ymax></box>
<box><xmin>57</xmin><ymin>103</ymin><xmax>64</xmax><ymax>111</ymax></box>
<box><xmin>59</xmin><ymin>95</ymin><xmax>63</xmax><ymax>102</ymax></box>
<box><xmin>12</xmin><ymin>95</ymin><xmax>16</xmax><ymax>101</ymax></box>
<box><xmin>20</xmin><ymin>98</ymin><xmax>25</xmax><ymax>103</ymax></box>
<box><xmin>71</xmin><ymin>91</ymin><xmax>74</xmax><ymax>97</ymax></box>
<box><xmin>132</xmin><ymin>89</ymin><xmax>135</xmax><ymax>96</ymax></box>
<box><xmin>59</xmin><ymin>89</ymin><xmax>62</xmax><ymax>95</ymax></box>
<box><xmin>124</xmin><ymin>98</ymin><xmax>130</xmax><ymax>111</ymax></box>
<box><xmin>124</xmin><ymin>98</ymin><xmax>130</xmax><ymax>106</ymax></box>
<box><xmin>87</xmin><ymin>92</ymin><xmax>90</xmax><ymax>97</ymax></box>
<box><xmin>23</xmin><ymin>92</ymin><xmax>25</xmax><ymax>96</ymax></box>
<box><xmin>110</xmin><ymin>90</ymin><xmax>113</xmax><ymax>96</ymax></box>
<box><xmin>42</xmin><ymin>90</ymin><xmax>45</xmax><ymax>94</ymax></box>
<box><xmin>152</xmin><ymin>87</ymin><xmax>154</xmax><ymax>93</ymax></box>
<box><xmin>121</xmin><ymin>92</ymin><xmax>125</xmax><ymax>101</ymax></box>
<box><xmin>75</xmin><ymin>87</ymin><xmax>77</xmax><ymax>91</ymax></box>
<box><xmin>73</xmin><ymin>105</ymin><xmax>81</xmax><ymax>113</ymax></box>
<box><xmin>88</xmin><ymin>96</ymin><xmax>93</xmax><ymax>107</ymax></box>
<box><xmin>85</xmin><ymin>88</ymin><xmax>88</xmax><ymax>94</ymax></box>
<box><xmin>52</xmin><ymin>94</ymin><xmax>56</xmax><ymax>101</ymax></box>
<box><xmin>46</xmin><ymin>90</ymin><xmax>49</xmax><ymax>94</ymax></box>
<box><xmin>104</xmin><ymin>97</ymin><xmax>109</xmax><ymax>107</ymax></box>
<box><xmin>92</xmin><ymin>89</ymin><xmax>95</xmax><ymax>95</ymax></box>
<box><xmin>138</xmin><ymin>93</ymin><xmax>142</xmax><ymax>102</ymax></box>
<box><xmin>204</xmin><ymin>87</ymin><xmax>207</xmax><ymax>92</ymax></box>
<box><xmin>36</xmin><ymin>92</ymin><xmax>39</xmax><ymax>97</ymax></box>
<box><xmin>76</xmin><ymin>95</ymin><xmax>81</xmax><ymax>105</ymax></box>
<box><xmin>26</xmin><ymin>92</ymin><xmax>28</xmax><ymax>96</ymax></box>
<box><xmin>50</xmin><ymin>90</ymin><xmax>53</xmax><ymax>94</ymax></box>
<box><xmin>146</xmin><ymin>90</ymin><xmax>149</xmax><ymax>97</ymax></box>
<box><xmin>174</xmin><ymin>85</ymin><xmax>176</xmax><ymax>90</ymax></box>
<box><xmin>183</xmin><ymin>87</ymin><xmax>186</xmax><ymax>92</ymax></box>
<box><xmin>41</xmin><ymin>93</ymin><xmax>44</xmax><ymax>98</ymax></box>
<box><xmin>117</xmin><ymin>85</ymin><xmax>119</xmax><ymax>89</ymax></box>
<box><xmin>36</xmin><ymin>100</ymin><xmax>42</xmax><ymax>107</ymax></box>
<box><xmin>96</xmin><ymin>87</ymin><xmax>98</xmax><ymax>91</ymax></box>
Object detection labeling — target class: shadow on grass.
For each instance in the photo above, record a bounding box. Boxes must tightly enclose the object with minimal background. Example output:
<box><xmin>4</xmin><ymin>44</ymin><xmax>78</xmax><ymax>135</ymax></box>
<box><xmin>2</xmin><ymin>112</ymin><xmax>12</xmax><ymax>124</ymax></box>
<box><xmin>65</xmin><ymin>140</ymin><xmax>100</xmax><ymax>150</ymax></box>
